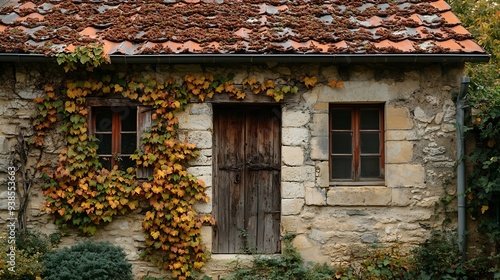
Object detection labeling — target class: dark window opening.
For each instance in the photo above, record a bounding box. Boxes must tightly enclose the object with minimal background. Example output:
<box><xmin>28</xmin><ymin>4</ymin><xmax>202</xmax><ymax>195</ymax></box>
<box><xmin>330</xmin><ymin>104</ymin><xmax>384</xmax><ymax>181</ymax></box>
<box><xmin>93</xmin><ymin>106</ymin><xmax>137</xmax><ymax>171</ymax></box>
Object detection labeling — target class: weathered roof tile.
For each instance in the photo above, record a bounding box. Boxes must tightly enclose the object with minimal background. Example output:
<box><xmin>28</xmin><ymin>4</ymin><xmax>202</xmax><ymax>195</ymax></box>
<box><xmin>0</xmin><ymin>0</ymin><xmax>486</xmax><ymax>56</ymax></box>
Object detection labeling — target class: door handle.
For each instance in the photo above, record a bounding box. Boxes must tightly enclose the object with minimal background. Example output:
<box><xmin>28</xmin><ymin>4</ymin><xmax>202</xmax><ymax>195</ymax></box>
<box><xmin>234</xmin><ymin>173</ymin><xmax>240</xmax><ymax>184</ymax></box>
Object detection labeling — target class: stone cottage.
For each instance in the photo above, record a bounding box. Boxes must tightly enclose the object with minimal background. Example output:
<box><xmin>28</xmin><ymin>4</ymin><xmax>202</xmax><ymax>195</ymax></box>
<box><xmin>0</xmin><ymin>0</ymin><xmax>489</xmax><ymax>278</ymax></box>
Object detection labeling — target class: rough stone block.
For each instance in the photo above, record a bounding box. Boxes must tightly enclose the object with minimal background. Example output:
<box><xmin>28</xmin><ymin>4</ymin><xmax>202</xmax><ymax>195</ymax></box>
<box><xmin>200</xmin><ymin>226</ymin><xmax>213</xmax><ymax>252</ymax></box>
<box><xmin>311</xmin><ymin>113</ymin><xmax>328</xmax><ymax>136</ymax></box>
<box><xmin>318</xmin><ymin>82</ymin><xmax>391</xmax><ymax>102</ymax></box>
<box><xmin>186</xmin><ymin>166</ymin><xmax>212</xmax><ymax>177</ymax></box>
<box><xmin>282</xmin><ymin>127</ymin><xmax>309</xmax><ymax>146</ymax></box>
<box><xmin>385</xmin><ymin>164</ymin><xmax>425</xmax><ymax>187</ymax></box>
<box><xmin>282</xmin><ymin>181</ymin><xmax>305</xmax><ymax>198</ymax></box>
<box><xmin>316</xmin><ymin>161</ymin><xmax>329</xmax><ymax>188</ymax></box>
<box><xmin>386</xmin><ymin>141</ymin><xmax>414</xmax><ymax>163</ymax></box>
<box><xmin>281</xmin><ymin>216</ymin><xmax>308</xmax><ymax>234</ymax></box>
<box><xmin>442</xmin><ymin>123</ymin><xmax>456</xmax><ymax>132</ymax></box>
<box><xmin>310</xmin><ymin>136</ymin><xmax>328</xmax><ymax>160</ymax></box>
<box><xmin>305</xmin><ymin>186</ymin><xmax>326</xmax><ymax>205</ymax></box>
<box><xmin>282</xmin><ymin>110</ymin><xmax>310</xmax><ymax>127</ymax></box>
<box><xmin>282</xmin><ymin>198</ymin><xmax>305</xmax><ymax>215</ymax></box>
<box><xmin>0</xmin><ymin>136</ymin><xmax>8</xmax><ymax>154</ymax></box>
<box><xmin>292</xmin><ymin>234</ymin><xmax>330</xmax><ymax>264</ymax></box>
<box><xmin>386</xmin><ymin>130</ymin><xmax>417</xmax><ymax>141</ymax></box>
<box><xmin>391</xmin><ymin>187</ymin><xmax>413</xmax><ymax>206</ymax></box>
<box><xmin>282</xmin><ymin>146</ymin><xmax>305</xmax><ymax>166</ymax></box>
<box><xmin>195</xmin><ymin>197</ymin><xmax>212</xmax><ymax>214</ymax></box>
<box><xmin>327</xmin><ymin>187</ymin><xmax>391</xmax><ymax>206</ymax></box>
<box><xmin>2</xmin><ymin>125</ymin><xmax>17</xmax><ymax>135</ymax></box>
<box><xmin>386</xmin><ymin>107</ymin><xmax>413</xmax><ymax>130</ymax></box>
<box><xmin>177</xmin><ymin>112</ymin><xmax>212</xmax><ymax>130</ymax></box>
<box><xmin>414</xmin><ymin>107</ymin><xmax>433</xmax><ymax>123</ymax></box>
<box><xmin>187</xmin><ymin>131</ymin><xmax>212</xmax><ymax>149</ymax></box>
<box><xmin>189</xmin><ymin>103</ymin><xmax>213</xmax><ymax>115</ymax></box>
<box><xmin>282</xmin><ymin>166</ymin><xmax>315</xmax><ymax>182</ymax></box>
<box><xmin>313</xmin><ymin>102</ymin><xmax>328</xmax><ymax>113</ymax></box>
<box><xmin>188</xmin><ymin>149</ymin><xmax>212</xmax><ymax>166</ymax></box>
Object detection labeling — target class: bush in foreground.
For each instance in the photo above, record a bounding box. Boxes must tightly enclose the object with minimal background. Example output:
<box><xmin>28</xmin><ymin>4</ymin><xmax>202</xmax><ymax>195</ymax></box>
<box><xmin>42</xmin><ymin>240</ymin><xmax>133</xmax><ymax>280</ymax></box>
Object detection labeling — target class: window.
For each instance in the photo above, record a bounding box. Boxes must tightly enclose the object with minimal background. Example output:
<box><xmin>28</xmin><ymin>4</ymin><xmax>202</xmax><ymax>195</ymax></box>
<box><xmin>329</xmin><ymin>104</ymin><xmax>384</xmax><ymax>181</ymax></box>
<box><xmin>93</xmin><ymin>106</ymin><xmax>137</xmax><ymax>170</ymax></box>
<box><xmin>88</xmin><ymin>102</ymin><xmax>152</xmax><ymax>178</ymax></box>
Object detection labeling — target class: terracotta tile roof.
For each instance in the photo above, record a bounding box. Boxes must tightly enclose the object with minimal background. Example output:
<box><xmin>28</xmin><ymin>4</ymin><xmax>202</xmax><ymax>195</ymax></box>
<box><xmin>0</xmin><ymin>0</ymin><xmax>487</xmax><ymax>56</ymax></box>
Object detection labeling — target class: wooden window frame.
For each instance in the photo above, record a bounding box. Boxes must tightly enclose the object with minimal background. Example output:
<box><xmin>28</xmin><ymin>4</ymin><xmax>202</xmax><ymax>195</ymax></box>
<box><xmin>87</xmin><ymin>98</ymin><xmax>152</xmax><ymax>179</ymax></box>
<box><xmin>329</xmin><ymin>104</ymin><xmax>385</xmax><ymax>184</ymax></box>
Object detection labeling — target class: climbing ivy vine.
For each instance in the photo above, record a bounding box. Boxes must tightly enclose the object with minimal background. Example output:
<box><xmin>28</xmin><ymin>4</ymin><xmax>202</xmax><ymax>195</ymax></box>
<box><xmin>33</xmin><ymin>45</ymin><xmax>343</xmax><ymax>279</ymax></box>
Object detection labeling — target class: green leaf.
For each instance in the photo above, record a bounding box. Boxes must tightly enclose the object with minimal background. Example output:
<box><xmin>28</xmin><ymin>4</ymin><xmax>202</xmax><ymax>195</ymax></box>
<box><xmin>102</xmin><ymin>216</ymin><xmax>113</xmax><ymax>223</ymax></box>
<box><xmin>86</xmin><ymin>225</ymin><xmax>97</xmax><ymax>235</ymax></box>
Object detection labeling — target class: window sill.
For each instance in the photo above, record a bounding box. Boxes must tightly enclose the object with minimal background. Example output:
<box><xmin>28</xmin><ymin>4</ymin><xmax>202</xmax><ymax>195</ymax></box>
<box><xmin>329</xmin><ymin>180</ymin><xmax>385</xmax><ymax>187</ymax></box>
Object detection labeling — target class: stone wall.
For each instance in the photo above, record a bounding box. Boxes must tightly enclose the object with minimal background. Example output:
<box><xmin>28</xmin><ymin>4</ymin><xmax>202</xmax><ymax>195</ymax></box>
<box><xmin>0</xmin><ymin>62</ymin><xmax>463</xmax><ymax>278</ymax></box>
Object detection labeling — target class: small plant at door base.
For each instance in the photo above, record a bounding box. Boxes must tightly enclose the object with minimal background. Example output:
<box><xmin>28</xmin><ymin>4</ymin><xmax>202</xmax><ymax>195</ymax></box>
<box><xmin>42</xmin><ymin>240</ymin><xmax>133</xmax><ymax>280</ymax></box>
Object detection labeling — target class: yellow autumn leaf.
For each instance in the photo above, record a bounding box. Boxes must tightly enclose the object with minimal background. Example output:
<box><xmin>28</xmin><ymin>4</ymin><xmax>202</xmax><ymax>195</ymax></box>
<box><xmin>79</xmin><ymin>133</ymin><xmax>87</xmax><ymax>141</ymax></box>
<box><xmin>145</xmin><ymin>211</ymin><xmax>155</xmax><ymax>221</ymax></box>
<box><xmin>304</xmin><ymin>76</ymin><xmax>318</xmax><ymax>88</ymax></box>
<box><xmin>481</xmin><ymin>205</ymin><xmax>489</xmax><ymax>214</ymax></box>
<box><xmin>263</xmin><ymin>79</ymin><xmax>275</xmax><ymax>89</ymax></box>
<box><xmin>120</xmin><ymin>197</ymin><xmax>129</xmax><ymax>205</ymax></box>
<box><xmin>193</xmin><ymin>262</ymin><xmax>204</xmax><ymax>269</ymax></box>
<box><xmin>132</xmin><ymin>186</ymin><xmax>142</xmax><ymax>194</ymax></box>
<box><xmin>236</xmin><ymin>91</ymin><xmax>246</xmax><ymax>100</ymax></box>
<box><xmin>45</xmin><ymin>84</ymin><xmax>54</xmax><ymax>92</ymax></box>
<box><xmin>215</xmin><ymin>84</ymin><xmax>224</xmax><ymax>93</ymax></box>
<box><xmin>65</xmin><ymin>101</ymin><xmax>76</xmax><ymax>113</ymax></box>
<box><xmin>150</xmin><ymin>230</ymin><xmax>160</xmax><ymax>240</ymax></box>
<box><xmin>58</xmin><ymin>208</ymin><xmax>66</xmax><ymax>216</ymax></box>
<box><xmin>151</xmin><ymin>185</ymin><xmax>163</xmax><ymax>193</ymax></box>
<box><xmin>173</xmin><ymin>262</ymin><xmax>182</xmax><ymax>269</ymax></box>
<box><xmin>114</xmin><ymin>84</ymin><xmax>124</xmax><ymax>93</ymax></box>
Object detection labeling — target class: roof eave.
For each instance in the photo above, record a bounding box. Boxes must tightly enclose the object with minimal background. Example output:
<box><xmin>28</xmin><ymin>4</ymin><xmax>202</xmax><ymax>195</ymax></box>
<box><xmin>0</xmin><ymin>53</ymin><xmax>490</xmax><ymax>64</ymax></box>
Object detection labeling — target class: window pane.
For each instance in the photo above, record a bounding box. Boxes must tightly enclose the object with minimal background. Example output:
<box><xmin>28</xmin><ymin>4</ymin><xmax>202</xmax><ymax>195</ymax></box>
<box><xmin>360</xmin><ymin>132</ymin><xmax>380</xmax><ymax>154</ymax></box>
<box><xmin>331</xmin><ymin>109</ymin><xmax>351</xmax><ymax>130</ymax></box>
<box><xmin>121</xmin><ymin>133</ymin><xmax>138</xmax><ymax>154</ymax></box>
<box><xmin>331</xmin><ymin>156</ymin><xmax>352</xmax><ymax>179</ymax></box>
<box><xmin>331</xmin><ymin>132</ymin><xmax>352</xmax><ymax>154</ymax></box>
<box><xmin>360</xmin><ymin>109</ymin><xmax>380</xmax><ymax>130</ymax></box>
<box><xmin>120</xmin><ymin>107</ymin><xmax>137</xmax><ymax>131</ymax></box>
<box><xmin>94</xmin><ymin>108</ymin><xmax>112</xmax><ymax>132</ymax></box>
<box><xmin>360</xmin><ymin>156</ymin><xmax>380</xmax><ymax>178</ymax></box>
<box><xmin>119</xmin><ymin>156</ymin><xmax>135</xmax><ymax>170</ymax></box>
<box><xmin>96</xmin><ymin>134</ymin><xmax>112</xmax><ymax>154</ymax></box>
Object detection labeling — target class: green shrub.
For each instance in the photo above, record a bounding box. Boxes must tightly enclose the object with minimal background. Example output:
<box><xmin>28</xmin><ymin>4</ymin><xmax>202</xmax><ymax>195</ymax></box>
<box><xmin>410</xmin><ymin>230</ymin><xmax>467</xmax><ymax>279</ymax></box>
<box><xmin>0</xmin><ymin>233</ymin><xmax>44</xmax><ymax>280</ymax></box>
<box><xmin>42</xmin><ymin>240</ymin><xmax>133</xmax><ymax>280</ymax></box>
<box><xmin>16</xmin><ymin>229</ymin><xmax>54</xmax><ymax>257</ymax></box>
<box><xmin>221</xmin><ymin>234</ymin><xmax>308</xmax><ymax>280</ymax></box>
<box><xmin>356</xmin><ymin>245</ymin><xmax>413</xmax><ymax>280</ymax></box>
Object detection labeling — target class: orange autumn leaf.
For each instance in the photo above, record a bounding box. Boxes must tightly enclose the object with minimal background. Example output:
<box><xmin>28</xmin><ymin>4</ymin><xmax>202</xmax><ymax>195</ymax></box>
<box><xmin>304</xmin><ymin>76</ymin><xmax>317</xmax><ymax>88</ymax></box>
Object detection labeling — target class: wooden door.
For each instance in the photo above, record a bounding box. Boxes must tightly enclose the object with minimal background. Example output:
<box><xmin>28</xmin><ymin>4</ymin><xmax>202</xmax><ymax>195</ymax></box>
<box><xmin>213</xmin><ymin>105</ymin><xmax>281</xmax><ymax>254</ymax></box>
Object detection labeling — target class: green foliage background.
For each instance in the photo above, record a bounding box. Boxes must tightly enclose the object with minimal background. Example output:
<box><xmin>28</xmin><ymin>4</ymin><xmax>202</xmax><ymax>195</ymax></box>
<box><xmin>449</xmin><ymin>0</ymin><xmax>500</xmax><ymax>245</ymax></box>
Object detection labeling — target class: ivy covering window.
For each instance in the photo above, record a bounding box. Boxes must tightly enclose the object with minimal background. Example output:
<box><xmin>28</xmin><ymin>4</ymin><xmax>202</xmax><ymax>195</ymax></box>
<box><xmin>89</xmin><ymin>103</ymin><xmax>152</xmax><ymax>178</ymax></box>
<box><xmin>329</xmin><ymin>104</ymin><xmax>384</xmax><ymax>181</ymax></box>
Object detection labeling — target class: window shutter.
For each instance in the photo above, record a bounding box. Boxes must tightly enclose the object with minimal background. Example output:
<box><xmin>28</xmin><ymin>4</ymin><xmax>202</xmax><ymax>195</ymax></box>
<box><xmin>136</xmin><ymin>106</ymin><xmax>153</xmax><ymax>179</ymax></box>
